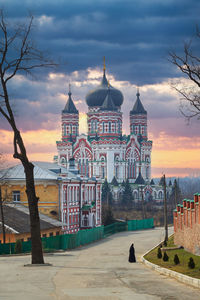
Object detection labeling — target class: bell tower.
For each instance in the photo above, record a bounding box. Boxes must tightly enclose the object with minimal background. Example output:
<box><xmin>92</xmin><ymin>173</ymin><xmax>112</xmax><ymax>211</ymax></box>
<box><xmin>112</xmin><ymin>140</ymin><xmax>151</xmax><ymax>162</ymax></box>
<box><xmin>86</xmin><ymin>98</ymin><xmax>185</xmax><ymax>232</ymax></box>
<box><xmin>61</xmin><ymin>85</ymin><xmax>79</xmax><ymax>143</ymax></box>
<box><xmin>130</xmin><ymin>89</ymin><xmax>147</xmax><ymax>141</ymax></box>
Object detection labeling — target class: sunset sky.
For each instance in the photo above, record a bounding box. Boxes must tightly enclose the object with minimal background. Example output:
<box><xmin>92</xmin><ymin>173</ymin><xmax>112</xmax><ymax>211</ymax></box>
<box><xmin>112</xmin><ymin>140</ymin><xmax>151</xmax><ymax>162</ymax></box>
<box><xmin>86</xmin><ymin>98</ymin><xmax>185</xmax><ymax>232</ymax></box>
<box><xmin>1</xmin><ymin>0</ymin><xmax>200</xmax><ymax>178</ymax></box>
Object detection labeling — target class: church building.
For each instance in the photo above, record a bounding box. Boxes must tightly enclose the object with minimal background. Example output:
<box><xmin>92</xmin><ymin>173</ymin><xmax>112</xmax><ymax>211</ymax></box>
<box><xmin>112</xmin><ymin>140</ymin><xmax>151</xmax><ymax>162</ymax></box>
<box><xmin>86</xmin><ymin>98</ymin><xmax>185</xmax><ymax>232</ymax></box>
<box><xmin>55</xmin><ymin>63</ymin><xmax>164</xmax><ymax>203</ymax></box>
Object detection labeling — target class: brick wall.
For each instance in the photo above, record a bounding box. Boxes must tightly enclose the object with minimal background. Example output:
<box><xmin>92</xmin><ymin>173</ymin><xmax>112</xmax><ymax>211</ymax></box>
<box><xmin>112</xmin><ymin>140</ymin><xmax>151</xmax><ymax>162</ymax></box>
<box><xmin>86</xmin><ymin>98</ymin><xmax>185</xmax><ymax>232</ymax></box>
<box><xmin>173</xmin><ymin>193</ymin><xmax>200</xmax><ymax>255</ymax></box>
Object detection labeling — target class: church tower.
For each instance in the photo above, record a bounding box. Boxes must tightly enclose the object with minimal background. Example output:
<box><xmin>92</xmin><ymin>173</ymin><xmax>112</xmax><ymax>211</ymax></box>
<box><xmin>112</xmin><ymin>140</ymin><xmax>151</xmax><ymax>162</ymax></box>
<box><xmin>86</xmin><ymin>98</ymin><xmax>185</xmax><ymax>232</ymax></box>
<box><xmin>130</xmin><ymin>89</ymin><xmax>147</xmax><ymax>141</ymax></box>
<box><xmin>61</xmin><ymin>85</ymin><xmax>79</xmax><ymax>143</ymax></box>
<box><xmin>129</xmin><ymin>89</ymin><xmax>152</xmax><ymax>182</ymax></box>
<box><xmin>56</xmin><ymin>86</ymin><xmax>79</xmax><ymax>167</ymax></box>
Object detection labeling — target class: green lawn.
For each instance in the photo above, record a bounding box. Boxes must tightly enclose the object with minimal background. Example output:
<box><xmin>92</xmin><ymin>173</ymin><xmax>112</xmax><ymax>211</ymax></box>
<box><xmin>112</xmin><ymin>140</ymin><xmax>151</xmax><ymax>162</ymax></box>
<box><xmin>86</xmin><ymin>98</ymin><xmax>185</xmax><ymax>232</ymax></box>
<box><xmin>144</xmin><ymin>235</ymin><xmax>200</xmax><ymax>279</ymax></box>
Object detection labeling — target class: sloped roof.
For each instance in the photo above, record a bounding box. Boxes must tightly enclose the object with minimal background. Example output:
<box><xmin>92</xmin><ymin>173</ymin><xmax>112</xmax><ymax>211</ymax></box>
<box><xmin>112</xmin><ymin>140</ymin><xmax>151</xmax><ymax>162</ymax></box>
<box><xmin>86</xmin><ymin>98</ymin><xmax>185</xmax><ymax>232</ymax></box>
<box><xmin>62</xmin><ymin>91</ymin><xmax>78</xmax><ymax>114</ymax></box>
<box><xmin>0</xmin><ymin>204</ymin><xmax>63</xmax><ymax>234</ymax></box>
<box><xmin>150</xmin><ymin>179</ymin><xmax>155</xmax><ymax>185</ymax></box>
<box><xmin>101</xmin><ymin>88</ymin><xmax>117</xmax><ymax>111</ymax></box>
<box><xmin>130</xmin><ymin>91</ymin><xmax>147</xmax><ymax>115</ymax></box>
<box><xmin>135</xmin><ymin>172</ymin><xmax>145</xmax><ymax>185</ymax></box>
<box><xmin>0</xmin><ymin>162</ymin><xmax>68</xmax><ymax>181</ymax></box>
<box><xmin>111</xmin><ymin>176</ymin><xmax>119</xmax><ymax>186</ymax></box>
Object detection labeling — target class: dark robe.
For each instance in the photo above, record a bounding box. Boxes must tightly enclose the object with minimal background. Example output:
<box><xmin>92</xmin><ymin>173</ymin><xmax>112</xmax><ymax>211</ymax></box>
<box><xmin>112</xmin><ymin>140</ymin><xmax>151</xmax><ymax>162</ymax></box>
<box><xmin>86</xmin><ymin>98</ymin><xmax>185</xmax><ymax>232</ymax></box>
<box><xmin>129</xmin><ymin>244</ymin><xmax>136</xmax><ymax>262</ymax></box>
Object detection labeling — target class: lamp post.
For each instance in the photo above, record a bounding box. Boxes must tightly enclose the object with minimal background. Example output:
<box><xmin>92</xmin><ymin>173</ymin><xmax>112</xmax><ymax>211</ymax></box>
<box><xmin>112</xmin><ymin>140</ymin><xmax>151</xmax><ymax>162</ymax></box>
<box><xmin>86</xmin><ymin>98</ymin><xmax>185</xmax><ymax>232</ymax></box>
<box><xmin>163</xmin><ymin>174</ymin><xmax>168</xmax><ymax>244</ymax></box>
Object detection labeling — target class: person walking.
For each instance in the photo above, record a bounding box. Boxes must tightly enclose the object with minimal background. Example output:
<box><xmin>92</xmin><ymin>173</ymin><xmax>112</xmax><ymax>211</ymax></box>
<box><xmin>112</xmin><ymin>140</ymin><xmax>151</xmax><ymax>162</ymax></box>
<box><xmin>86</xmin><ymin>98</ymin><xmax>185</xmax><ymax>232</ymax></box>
<box><xmin>129</xmin><ymin>243</ymin><xmax>136</xmax><ymax>262</ymax></box>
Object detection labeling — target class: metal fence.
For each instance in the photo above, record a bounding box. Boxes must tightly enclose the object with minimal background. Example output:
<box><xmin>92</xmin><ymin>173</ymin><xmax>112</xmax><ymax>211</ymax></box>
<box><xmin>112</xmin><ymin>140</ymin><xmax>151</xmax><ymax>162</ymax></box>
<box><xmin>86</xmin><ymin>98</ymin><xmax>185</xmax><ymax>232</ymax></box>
<box><xmin>127</xmin><ymin>218</ymin><xmax>154</xmax><ymax>231</ymax></box>
<box><xmin>0</xmin><ymin>218</ymin><xmax>154</xmax><ymax>255</ymax></box>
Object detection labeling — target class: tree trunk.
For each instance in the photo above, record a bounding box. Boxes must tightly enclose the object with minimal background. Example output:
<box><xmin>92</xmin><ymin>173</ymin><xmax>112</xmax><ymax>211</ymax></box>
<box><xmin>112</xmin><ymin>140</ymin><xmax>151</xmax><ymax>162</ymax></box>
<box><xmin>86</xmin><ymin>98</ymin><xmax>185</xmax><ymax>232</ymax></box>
<box><xmin>23</xmin><ymin>162</ymin><xmax>44</xmax><ymax>264</ymax></box>
<box><xmin>0</xmin><ymin>188</ymin><xmax>6</xmax><ymax>244</ymax></box>
<box><xmin>13</xmin><ymin>130</ymin><xmax>44</xmax><ymax>264</ymax></box>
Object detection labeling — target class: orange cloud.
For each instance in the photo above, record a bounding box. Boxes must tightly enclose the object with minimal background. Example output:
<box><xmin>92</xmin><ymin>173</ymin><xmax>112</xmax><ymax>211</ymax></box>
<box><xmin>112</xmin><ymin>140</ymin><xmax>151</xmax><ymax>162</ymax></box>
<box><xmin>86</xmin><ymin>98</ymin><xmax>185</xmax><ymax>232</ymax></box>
<box><xmin>1</xmin><ymin>116</ymin><xmax>200</xmax><ymax>178</ymax></box>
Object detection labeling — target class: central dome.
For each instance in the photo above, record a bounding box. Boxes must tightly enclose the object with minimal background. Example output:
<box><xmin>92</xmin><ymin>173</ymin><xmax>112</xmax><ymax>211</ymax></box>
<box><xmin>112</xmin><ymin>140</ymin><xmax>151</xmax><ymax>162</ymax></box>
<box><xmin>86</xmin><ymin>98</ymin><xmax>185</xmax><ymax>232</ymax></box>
<box><xmin>86</xmin><ymin>71</ymin><xmax>124</xmax><ymax>107</ymax></box>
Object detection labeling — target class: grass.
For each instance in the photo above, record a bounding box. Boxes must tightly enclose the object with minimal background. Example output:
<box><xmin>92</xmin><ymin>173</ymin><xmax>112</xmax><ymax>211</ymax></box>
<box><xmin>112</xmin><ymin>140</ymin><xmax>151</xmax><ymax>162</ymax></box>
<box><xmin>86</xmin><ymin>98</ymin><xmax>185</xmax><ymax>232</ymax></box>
<box><xmin>144</xmin><ymin>235</ymin><xmax>200</xmax><ymax>279</ymax></box>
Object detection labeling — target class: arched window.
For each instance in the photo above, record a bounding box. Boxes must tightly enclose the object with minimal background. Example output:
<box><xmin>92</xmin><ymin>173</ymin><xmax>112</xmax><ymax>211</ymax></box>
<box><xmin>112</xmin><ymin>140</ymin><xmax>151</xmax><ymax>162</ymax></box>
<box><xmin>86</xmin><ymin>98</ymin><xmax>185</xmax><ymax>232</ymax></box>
<box><xmin>83</xmin><ymin>215</ymin><xmax>88</xmax><ymax>227</ymax></box>
<box><xmin>63</xmin><ymin>124</ymin><xmax>66</xmax><ymax>136</ymax></box>
<box><xmin>109</xmin><ymin>122</ymin><xmax>111</xmax><ymax>133</ymax></box>
<box><xmin>133</xmin><ymin>191</ymin><xmax>138</xmax><ymax>200</ymax></box>
<box><xmin>101</xmin><ymin>166</ymin><xmax>105</xmax><ymax>178</ymax></box>
<box><xmin>118</xmin><ymin>121</ymin><xmax>121</xmax><ymax>133</ymax></box>
<box><xmin>60</xmin><ymin>157</ymin><xmax>65</xmax><ymax>165</ymax></box>
<box><xmin>146</xmin><ymin>166</ymin><xmax>149</xmax><ymax>179</ymax></box>
<box><xmin>158</xmin><ymin>191</ymin><xmax>163</xmax><ymax>199</ymax></box>
<box><xmin>115</xmin><ymin>166</ymin><xmax>119</xmax><ymax>178</ymax></box>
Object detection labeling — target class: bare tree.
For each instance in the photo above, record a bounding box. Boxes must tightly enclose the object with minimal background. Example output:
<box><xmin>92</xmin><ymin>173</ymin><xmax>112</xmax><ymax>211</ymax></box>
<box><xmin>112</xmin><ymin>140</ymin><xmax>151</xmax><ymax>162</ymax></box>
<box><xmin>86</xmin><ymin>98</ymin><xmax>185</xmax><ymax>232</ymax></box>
<box><xmin>169</xmin><ymin>30</ymin><xmax>200</xmax><ymax>120</ymax></box>
<box><xmin>0</xmin><ymin>11</ymin><xmax>55</xmax><ymax>263</ymax></box>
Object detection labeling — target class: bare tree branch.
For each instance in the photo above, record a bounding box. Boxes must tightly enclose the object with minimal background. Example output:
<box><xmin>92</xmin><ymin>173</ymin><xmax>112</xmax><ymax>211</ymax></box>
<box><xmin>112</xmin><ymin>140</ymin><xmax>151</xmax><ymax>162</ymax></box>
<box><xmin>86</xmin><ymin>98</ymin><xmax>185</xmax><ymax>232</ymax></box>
<box><xmin>169</xmin><ymin>30</ymin><xmax>200</xmax><ymax>120</ymax></box>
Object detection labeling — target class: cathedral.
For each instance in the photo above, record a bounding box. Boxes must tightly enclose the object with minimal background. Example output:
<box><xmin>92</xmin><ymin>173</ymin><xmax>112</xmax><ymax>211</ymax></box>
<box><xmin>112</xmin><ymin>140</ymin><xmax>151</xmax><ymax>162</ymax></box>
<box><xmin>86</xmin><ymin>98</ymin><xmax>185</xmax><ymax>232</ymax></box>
<box><xmin>55</xmin><ymin>64</ymin><xmax>164</xmax><ymax>202</ymax></box>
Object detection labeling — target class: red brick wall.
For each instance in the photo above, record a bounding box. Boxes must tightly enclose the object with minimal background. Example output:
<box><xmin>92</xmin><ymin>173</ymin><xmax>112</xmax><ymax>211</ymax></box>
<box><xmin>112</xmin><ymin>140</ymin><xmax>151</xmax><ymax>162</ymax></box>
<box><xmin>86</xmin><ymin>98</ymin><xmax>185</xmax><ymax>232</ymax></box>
<box><xmin>174</xmin><ymin>195</ymin><xmax>200</xmax><ymax>255</ymax></box>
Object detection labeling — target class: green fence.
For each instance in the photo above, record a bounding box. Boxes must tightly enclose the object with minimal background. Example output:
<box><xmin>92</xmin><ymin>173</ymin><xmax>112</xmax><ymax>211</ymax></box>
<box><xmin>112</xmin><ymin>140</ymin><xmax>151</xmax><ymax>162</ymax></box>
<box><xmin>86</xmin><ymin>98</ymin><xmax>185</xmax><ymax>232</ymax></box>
<box><xmin>127</xmin><ymin>218</ymin><xmax>154</xmax><ymax>231</ymax></box>
<box><xmin>0</xmin><ymin>218</ymin><xmax>154</xmax><ymax>255</ymax></box>
<box><xmin>104</xmin><ymin>221</ymin><xmax>127</xmax><ymax>237</ymax></box>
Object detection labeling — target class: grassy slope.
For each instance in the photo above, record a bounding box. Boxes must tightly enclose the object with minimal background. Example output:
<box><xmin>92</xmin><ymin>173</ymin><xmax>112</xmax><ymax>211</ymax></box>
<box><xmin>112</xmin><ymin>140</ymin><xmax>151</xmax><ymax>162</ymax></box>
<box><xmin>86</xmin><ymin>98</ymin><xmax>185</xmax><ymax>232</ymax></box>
<box><xmin>144</xmin><ymin>235</ymin><xmax>200</xmax><ymax>279</ymax></box>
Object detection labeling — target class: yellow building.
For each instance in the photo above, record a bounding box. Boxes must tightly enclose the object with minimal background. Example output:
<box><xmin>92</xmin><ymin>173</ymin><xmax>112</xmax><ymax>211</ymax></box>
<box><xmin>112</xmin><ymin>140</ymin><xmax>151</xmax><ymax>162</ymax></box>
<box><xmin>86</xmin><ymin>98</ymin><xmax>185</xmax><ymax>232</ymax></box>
<box><xmin>0</xmin><ymin>162</ymin><xmax>63</xmax><ymax>219</ymax></box>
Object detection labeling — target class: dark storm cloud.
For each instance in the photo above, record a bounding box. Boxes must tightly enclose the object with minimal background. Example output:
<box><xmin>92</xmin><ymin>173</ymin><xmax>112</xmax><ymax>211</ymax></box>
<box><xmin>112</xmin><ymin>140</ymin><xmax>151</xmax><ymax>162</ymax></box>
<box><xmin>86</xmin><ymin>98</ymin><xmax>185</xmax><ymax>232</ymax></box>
<box><xmin>1</xmin><ymin>0</ymin><xmax>200</xmax><ymax>143</ymax></box>
<box><xmin>1</xmin><ymin>0</ymin><xmax>200</xmax><ymax>84</ymax></box>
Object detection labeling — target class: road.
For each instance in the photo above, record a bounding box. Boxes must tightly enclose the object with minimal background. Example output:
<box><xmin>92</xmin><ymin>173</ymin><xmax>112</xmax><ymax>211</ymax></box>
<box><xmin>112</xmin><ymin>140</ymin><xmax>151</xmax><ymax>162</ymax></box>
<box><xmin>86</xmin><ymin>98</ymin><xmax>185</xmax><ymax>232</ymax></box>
<box><xmin>0</xmin><ymin>227</ymin><xmax>199</xmax><ymax>300</ymax></box>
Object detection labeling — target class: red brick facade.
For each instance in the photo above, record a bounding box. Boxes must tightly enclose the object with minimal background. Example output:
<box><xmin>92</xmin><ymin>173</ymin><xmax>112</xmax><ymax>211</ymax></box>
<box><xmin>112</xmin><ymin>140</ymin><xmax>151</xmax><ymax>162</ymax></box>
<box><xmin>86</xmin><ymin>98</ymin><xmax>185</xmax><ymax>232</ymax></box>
<box><xmin>173</xmin><ymin>194</ymin><xmax>200</xmax><ymax>255</ymax></box>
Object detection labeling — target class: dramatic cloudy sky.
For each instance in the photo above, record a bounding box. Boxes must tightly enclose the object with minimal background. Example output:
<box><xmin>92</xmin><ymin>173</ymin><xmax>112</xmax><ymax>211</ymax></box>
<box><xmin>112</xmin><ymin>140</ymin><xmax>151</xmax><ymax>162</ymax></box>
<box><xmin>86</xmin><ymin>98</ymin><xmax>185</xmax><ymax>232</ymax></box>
<box><xmin>1</xmin><ymin>0</ymin><xmax>200</xmax><ymax>177</ymax></box>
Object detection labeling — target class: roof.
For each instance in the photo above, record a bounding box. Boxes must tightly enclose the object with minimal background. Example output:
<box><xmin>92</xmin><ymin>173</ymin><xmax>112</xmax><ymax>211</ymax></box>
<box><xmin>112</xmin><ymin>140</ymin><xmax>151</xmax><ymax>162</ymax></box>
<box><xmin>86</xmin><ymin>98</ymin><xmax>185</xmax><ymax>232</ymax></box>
<box><xmin>0</xmin><ymin>162</ymin><xmax>68</xmax><ymax>181</ymax></box>
<box><xmin>62</xmin><ymin>91</ymin><xmax>78</xmax><ymax>114</ymax></box>
<box><xmin>111</xmin><ymin>176</ymin><xmax>119</xmax><ymax>186</ymax></box>
<box><xmin>101</xmin><ymin>88</ymin><xmax>117</xmax><ymax>111</ymax></box>
<box><xmin>130</xmin><ymin>91</ymin><xmax>147</xmax><ymax>115</ymax></box>
<box><xmin>0</xmin><ymin>204</ymin><xmax>63</xmax><ymax>234</ymax></box>
<box><xmin>150</xmin><ymin>179</ymin><xmax>155</xmax><ymax>185</ymax></box>
<box><xmin>135</xmin><ymin>172</ymin><xmax>145</xmax><ymax>185</ymax></box>
<box><xmin>85</xmin><ymin>70</ymin><xmax>123</xmax><ymax>107</ymax></box>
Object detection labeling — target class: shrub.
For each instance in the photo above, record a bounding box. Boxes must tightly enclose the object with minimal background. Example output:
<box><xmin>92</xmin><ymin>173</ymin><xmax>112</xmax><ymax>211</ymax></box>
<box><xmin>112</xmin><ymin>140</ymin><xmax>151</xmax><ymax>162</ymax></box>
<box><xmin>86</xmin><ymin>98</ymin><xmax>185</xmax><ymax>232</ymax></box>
<box><xmin>188</xmin><ymin>257</ymin><xmax>195</xmax><ymax>269</ymax></box>
<box><xmin>163</xmin><ymin>251</ymin><xmax>169</xmax><ymax>262</ymax></box>
<box><xmin>174</xmin><ymin>254</ymin><xmax>180</xmax><ymax>265</ymax></box>
<box><xmin>157</xmin><ymin>247</ymin><xmax>162</xmax><ymax>259</ymax></box>
<box><xmin>15</xmin><ymin>239</ymin><xmax>22</xmax><ymax>254</ymax></box>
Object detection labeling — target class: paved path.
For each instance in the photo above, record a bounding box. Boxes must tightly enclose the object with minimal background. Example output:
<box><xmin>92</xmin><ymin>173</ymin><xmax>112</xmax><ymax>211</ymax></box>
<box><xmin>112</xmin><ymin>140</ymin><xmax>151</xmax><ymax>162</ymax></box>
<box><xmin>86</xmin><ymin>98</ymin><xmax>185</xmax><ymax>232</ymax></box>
<box><xmin>0</xmin><ymin>227</ymin><xmax>199</xmax><ymax>300</ymax></box>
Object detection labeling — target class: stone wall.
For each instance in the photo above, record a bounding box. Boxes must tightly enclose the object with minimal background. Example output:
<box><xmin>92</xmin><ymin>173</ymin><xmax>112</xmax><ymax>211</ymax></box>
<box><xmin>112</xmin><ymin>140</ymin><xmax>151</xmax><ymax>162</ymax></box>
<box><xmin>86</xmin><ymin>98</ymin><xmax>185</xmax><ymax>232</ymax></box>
<box><xmin>173</xmin><ymin>194</ymin><xmax>200</xmax><ymax>255</ymax></box>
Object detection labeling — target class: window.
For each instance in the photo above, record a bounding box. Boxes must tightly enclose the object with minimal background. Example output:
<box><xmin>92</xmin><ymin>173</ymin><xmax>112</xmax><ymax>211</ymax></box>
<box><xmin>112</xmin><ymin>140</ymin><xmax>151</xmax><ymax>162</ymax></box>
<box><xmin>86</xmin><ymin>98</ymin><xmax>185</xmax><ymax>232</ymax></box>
<box><xmin>13</xmin><ymin>191</ymin><xmax>20</xmax><ymax>202</ymax></box>
<box><xmin>115</xmin><ymin>166</ymin><xmax>119</xmax><ymax>178</ymax></box>
<box><xmin>49</xmin><ymin>232</ymin><xmax>53</xmax><ymax>237</ymax></box>
<box><xmin>63</xmin><ymin>124</ymin><xmax>66</xmax><ymax>136</ymax></box>
<box><xmin>56</xmin><ymin>231</ymin><xmax>60</xmax><ymax>236</ymax></box>
<box><xmin>83</xmin><ymin>215</ymin><xmax>88</xmax><ymax>227</ymax></box>
<box><xmin>42</xmin><ymin>234</ymin><xmax>47</xmax><ymax>238</ymax></box>
<box><xmin>101</xmin><ymin>166</ymin><xmax>105</xmax><ymax>178</ymax></box>
<box><xmin>108</xmin><ymin>122</ymin><xmax>111</xmax><ymax>133</ymax></box>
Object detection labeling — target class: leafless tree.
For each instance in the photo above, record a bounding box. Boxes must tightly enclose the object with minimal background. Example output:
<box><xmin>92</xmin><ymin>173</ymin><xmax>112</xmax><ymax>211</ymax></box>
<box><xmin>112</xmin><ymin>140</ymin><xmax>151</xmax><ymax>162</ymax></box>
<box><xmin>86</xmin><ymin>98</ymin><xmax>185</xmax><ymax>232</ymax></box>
<box><xmin>0</xmin><ymin>11</ymin><xmax>55</xmax><ymax>263</ymax></box>
<box><xmin>169</xmin><ymin>29</ymin><xmax>200</xmax><ymax>120</ymax></box>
